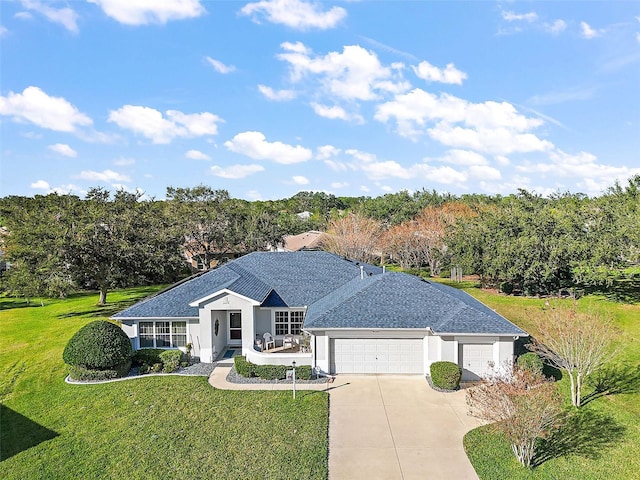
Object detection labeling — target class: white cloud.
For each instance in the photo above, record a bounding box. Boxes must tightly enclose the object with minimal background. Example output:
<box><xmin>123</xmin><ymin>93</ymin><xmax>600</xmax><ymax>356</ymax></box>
<box><xmin>412</xmin><ymin>163</ymin><xmax>468</xmax><ymax>185</ymax></box>
<box><xmin>31</xmin><ymin>179</ymin><xmax>51</xmax><ymax>190</ymax></box>
<box><xmin>0</xmin><ymin>86</ymin><xmax>92</xmax><ymax>132</ymax></box>
<box><xmin>88</xmin><ymin>0</ymin><xmax>205</xmax><ymax>25</ymax></box>
<box><xmin>239</xmin><ymin>0</ymin><xmax>346</xmax><ymax>30</ymax></box>
<box><xmin>21</xmin><ymin>0</ymin><xmax>79</xmax><ymax>33</ymax></box>
<box><xmin>224</xmin><ymin>131</ymin><xmax>312</xmax><ymax>164</ymax></box>
<box><xmin>210</xmin><ymin>164</ymin><xmax>264</xmax><ymax>179</ymax></box>
<box><xmin>311</xmin><ymin>103</ymin><xmax>363</xmax><ymax>123</ymax></box>
<box><xmin>637</xmin><ymin>32</ymin><xmax>640</xmax><ymax>44</ymax></box>
<box><xmin>331</xmin><ymin>181</ymin><xmax>348</xmax><ymax>188</ymax></box>
<box><xmin>0</xmin><ymin>26</ymin><xmax>8</xmax><ymax>36</ymax></box>
<box><xmin>413</xmin><ymin>61</ymin><xmax>467</xmax><ymax>85</ymax></box>
<box><xmin>346</xmin><ymin>149</ymin><xmax>412</xmax><ymax>180</ymax></box>
<box><xmin>581</xmin><ymin>21</ymin><xmax>603</xmax><ymax>39</ymax></box>
<box><xmin>246</xmin><ymin>190</ymin><xmax>263</xmax><ymax>200</ymax></box>
<box><xmin>438</xmin><ymin>149</ymin><xmax>488</xmax><ymax>166</ymax></box>
<box><xmin>495</xmin><ymin>155</ymin><xmax>510</xmax><ymax>166</ymax></box>
<box><xmin>77</xmin><ymin>169</ymin><xmax>131</xmax><ymax>182</ymax></box>
<box><xmin>292</xmin><ymin>175</ymin><xmax>309</xmax><ymax>185</ymax></box>
<box><xmin>258</xmin><ymin>85</ymin><xmax>297</xmax><ymax>101</ymax></box>
<box><xmin>48</xmin><ymin>143</ymin><xmax>77</xmax><ymax>158</ymax></box>
<box><xmin>316</xmin><ymin>144</ymin><xmax>340</xmax><ymax>159</ymax></box>
<box><xmin>468</xmin><ymin>165</ymin><xmax>502</xmax><ymax>181</ymax></box>
<box><xmin>375</xmin><ymin>88</ymin><xmax>550</xmax><ymax>154</ymax></box>
<box><xmin>544</xmin><ymin>19</ymin><xmax>567</xmax><ymax>35</ymax></box>
<box><xmin>277</xmin><ymin>42</ymin><xmax>409</xmax><ymax>101</ymax></box>
<box><xmin>185</xmin><ymin>149</ymin><xmax>211</xmax><ymax>160</ymax></box>
<box><xmin>427</xmin><ymin>123</ymin><xmax>553</xmax><ymax>155</ymax></box>
<box><xmin>108</xmin><ymin>105</ymin><xmax>222</xmax><ymax>144</ymax></box>
<box><xmin>514</xmin><ymin>149</ymin><xmax>640</xmax><ymax>195</ymax></box>
<box><xmin>502</xmin><ymin>11</ymin><xmax>538</xmax><ymax>22</ymax></box>
<box><xmin>205</xmin><ymin>56</ymin><xmax>236</xmax><ymax>74</ymax></box>
<box><xmin>324</xmin><ymin>159</ymin><xmax>349</xmax><ymax>172</ymax></box>
<box><xmin>360</xmin><ymin>185</ymin><xmax>370</xmax><ymax>193</ymax></box>
<box><xmin>114</xmin><ymin>157</ymin><xmax>136</xmax><ymax>166</ymax></box>
<box><xmin>14</xmin><ymin>11</ymin><xmax>33</xmax><ymax>20</ymax></box>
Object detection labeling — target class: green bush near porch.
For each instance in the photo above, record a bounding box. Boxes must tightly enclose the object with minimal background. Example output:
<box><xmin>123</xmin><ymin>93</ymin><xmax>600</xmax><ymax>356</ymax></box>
<box><xmin>234</xmin><ymin>356</ymin><xmax>314</xmax><ymax>380</ymax></box>
<box><xmin>62</xmin><ymin>320</ymin><xmax>132</xmax><ymax>380</ymax></box>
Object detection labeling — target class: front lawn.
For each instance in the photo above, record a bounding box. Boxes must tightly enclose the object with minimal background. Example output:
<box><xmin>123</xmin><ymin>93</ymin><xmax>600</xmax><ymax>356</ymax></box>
<box><xmin>444</xmin><ymin>282</ymin><xmax>640</xmax><ymax>480</ymax></box>
<box><xmin>0</xmin><ymin>289</ymin><xmax>328</xmax><ymax>479</ymax></box>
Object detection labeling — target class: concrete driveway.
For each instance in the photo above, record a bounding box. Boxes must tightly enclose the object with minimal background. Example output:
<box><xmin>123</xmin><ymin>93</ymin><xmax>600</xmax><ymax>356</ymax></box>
<box><xmin>328</xmin><ymin>375</ymin><xmax>484</xmax><ymax>480</ymax></box>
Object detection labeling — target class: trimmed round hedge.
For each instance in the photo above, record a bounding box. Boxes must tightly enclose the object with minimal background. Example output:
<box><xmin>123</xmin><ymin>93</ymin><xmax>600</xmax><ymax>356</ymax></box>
<box><xmin>430</xmin><ymin>361</ymin><xmax>462</xmax><ymax>390</ymax></box>
<box><xmin>63</xmin><ymin>321</ymin><xmax>132</xmax><ymax>373</ymax></box>
<box><xmin>516</xmin><ymin>352</ymin><xmax>544</xmax><ymax>376</ymax></box>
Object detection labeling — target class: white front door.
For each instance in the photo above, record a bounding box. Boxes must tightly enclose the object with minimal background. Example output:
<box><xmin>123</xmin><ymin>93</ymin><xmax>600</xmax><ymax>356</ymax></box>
<box><xmin>228</xmin><ymin>311</ymin><xmax>242</xmax><ymax>345</ymax></box>
<box><xmin>330</xmin><ymin>338</ymin><xmax>424</xmax><ymax>374</ymax></box>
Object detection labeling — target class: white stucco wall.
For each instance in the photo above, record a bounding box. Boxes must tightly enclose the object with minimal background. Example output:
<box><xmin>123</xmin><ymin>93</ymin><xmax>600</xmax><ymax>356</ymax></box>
<box><xmin>187</xmin><ymin>319</ymin><xmax>201</xmax><ymax>358</ymax></box>
<box><xmin>254</xmin><ymin>308</ymin><xmax>272</xmax><ymax>338</ymax></box>
<box><xmin>196</xmin><ymin>292</ymin><xmax>257</xmax><ymax>361</ymax></box>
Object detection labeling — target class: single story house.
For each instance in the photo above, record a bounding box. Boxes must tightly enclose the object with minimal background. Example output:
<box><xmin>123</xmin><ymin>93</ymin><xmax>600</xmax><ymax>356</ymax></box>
<box><xmin>113</xmin><ymin>251</ymin><xmax>527</xmax><ymax>379</ymax></box>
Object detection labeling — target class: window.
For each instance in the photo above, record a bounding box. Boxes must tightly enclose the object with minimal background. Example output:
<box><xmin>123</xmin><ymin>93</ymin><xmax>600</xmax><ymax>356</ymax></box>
<box><xmin>274</xmin><ymin>310</ymin><xmax>304</xmax><ymax>335</ymax></box>
<box><xmin>138</xmin><ymin>321</ymin><xmax>187</xmax><ymax>348</ymax></box>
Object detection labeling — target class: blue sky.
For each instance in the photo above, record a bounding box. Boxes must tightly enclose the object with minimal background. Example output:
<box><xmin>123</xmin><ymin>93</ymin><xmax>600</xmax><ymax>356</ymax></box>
<box><xmin>1</xmin><ymin>1</ymin><xmax>639</xmax><ymax>200</ymax></box>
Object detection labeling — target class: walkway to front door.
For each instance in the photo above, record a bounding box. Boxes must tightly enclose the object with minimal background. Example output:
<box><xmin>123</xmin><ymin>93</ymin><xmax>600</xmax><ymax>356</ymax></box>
<box><xmin>328</xmin><ymin>375</ymin><xmax>484</xmax><ymax>480</ymax></box>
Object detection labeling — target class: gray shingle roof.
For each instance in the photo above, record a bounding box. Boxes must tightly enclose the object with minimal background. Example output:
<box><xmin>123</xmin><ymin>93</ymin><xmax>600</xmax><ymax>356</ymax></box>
<box><xmin>304</xmin><ymin>272</ymin><xmax>526</xmax><ymax>335</ymax></box>
<box><xmin>113</xmin><ymin>251</ymin><xmax>526</xmax><ymax>336</ymax></box>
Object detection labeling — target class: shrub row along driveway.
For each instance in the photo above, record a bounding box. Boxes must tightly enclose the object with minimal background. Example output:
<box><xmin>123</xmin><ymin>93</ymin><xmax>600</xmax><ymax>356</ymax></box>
<box><xmin>328</xmin><ymin>375</ymin><xmax>484</xmax><ymax>480</ymax></box>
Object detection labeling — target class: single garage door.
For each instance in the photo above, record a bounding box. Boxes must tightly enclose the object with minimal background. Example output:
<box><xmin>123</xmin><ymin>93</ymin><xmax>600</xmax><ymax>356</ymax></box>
<box><xmin>459</xmin><ymin>343</ymin><xmax>494</xmax><ymax>380</ymax></box>
<box><xmin>330</xmin><ymin>338</ymin><xmax>424</xmax><ymax>374</ymax></box>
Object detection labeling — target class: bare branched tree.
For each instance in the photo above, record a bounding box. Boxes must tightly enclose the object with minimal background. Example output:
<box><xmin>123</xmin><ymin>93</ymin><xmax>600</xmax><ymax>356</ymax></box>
<box><xmin>467</xmin><ymin>368</ymin><xmax>563</xmax><ymax>468</ymax></box>
<box><xmin>528</xmin><ymin>306</ymin><xmax>617</xmax><ymax>407</ymax></box>
<box><xmin>323</xmin><ymin>213</ymin><xmax>382</xmax><ymax>264</ymax></box>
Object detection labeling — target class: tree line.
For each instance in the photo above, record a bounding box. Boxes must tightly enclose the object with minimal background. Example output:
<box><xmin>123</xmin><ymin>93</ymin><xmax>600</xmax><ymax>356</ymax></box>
<box><xmin>1</xmin><ymin>176</ymin><xmax>638</xmax><ymax>303</ymax></box>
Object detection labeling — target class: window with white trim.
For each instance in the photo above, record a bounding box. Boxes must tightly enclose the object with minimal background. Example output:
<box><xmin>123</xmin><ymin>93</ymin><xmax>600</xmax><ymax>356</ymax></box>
<box><xmin>139</xmin><ymin>321</ymin><xmax>187</xmax><ymax>348</ymax></box>
<box><xmin>273</xmin><ymin>310</ymin><xmax>304</xmax><ymax>335</ymax></box>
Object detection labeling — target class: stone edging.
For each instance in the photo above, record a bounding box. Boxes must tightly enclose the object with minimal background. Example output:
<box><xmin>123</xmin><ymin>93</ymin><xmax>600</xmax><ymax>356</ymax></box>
<box><xmin>225</xmin><ymin>366</ymin><xmax>329</xmax><ymax>385</ymax></box>
<box><xmin>65</xmin><ymin>372</ymin><xmax>212</xmax><ymax>385</ymax></box>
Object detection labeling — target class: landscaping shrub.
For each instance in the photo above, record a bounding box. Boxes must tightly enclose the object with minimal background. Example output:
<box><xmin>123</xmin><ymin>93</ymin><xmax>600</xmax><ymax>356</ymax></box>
<box><xmin>234</xmin><ymin>356</ymin><xmax>256</xmax><ymax>377</ymax></box>
<box><xmin>499</xmin><ymin>281</ymin><xmax>514</xmax><ymax>295</ymax></box>
<box><xmin>516</xmin><ymin>352</ymin><xmax>544</xmax><ymax>376</ymax></box>
<box><xmin>132</xmin><ymin>349</ymin><xmax>164</xmax><ymax>367</ymax></box>
<box><xmin>257</xmin><ymin>364</ymin><xmax>287</xmax><ymax>380</ymax></box>
<box><xmin>63</xmin><ymin>321</ymin><xmax>132</xmax><ymax>379</ymax></box>
<box><xmin>152</xmin><ymin>363</ymin><xmax>163</xmax><ymax>373</ymax></box>
<box><xmin>296</xmin><ymin>365</ymin><xmax>313</xmax><ymax>380</ymax></box>
<box><xmin>234</xmin><ymin>356</ymin><xmax>311</xmax><ymax>380</ymax></box>
<box><xmin>159</xmin><ymin>350</ymin><xmax>183</xmax><ymax>373</ymax></box>
<box><xmin>430</xmin><ymin>361</ymin><xmax>462</xmax><ymax>390</ymax></box>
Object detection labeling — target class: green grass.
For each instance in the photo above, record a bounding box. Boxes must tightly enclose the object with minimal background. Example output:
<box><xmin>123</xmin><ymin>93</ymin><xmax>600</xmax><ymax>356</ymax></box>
<box><xmin>436</xmin><ymin>281</ymin><xmax>640</xmax><ymax>480</ymax></box>
<box><xmin>0</xmin><ymin>289</ymin><xmax>328</xmax><ymax>479</ymax></box>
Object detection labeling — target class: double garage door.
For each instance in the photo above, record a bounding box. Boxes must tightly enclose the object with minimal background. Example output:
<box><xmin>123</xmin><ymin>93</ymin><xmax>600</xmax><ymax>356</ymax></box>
<box><xmin>330</xmin><ymin>338</ymin><xmax>424</xmax><ymax>374</ymax></box>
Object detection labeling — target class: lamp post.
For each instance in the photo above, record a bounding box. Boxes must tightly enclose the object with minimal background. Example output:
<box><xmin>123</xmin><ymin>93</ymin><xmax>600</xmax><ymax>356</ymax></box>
<box><xmin>292</xmin><ymin>360</ymin><xmax>297</xmax><ymax>400</ymax></box>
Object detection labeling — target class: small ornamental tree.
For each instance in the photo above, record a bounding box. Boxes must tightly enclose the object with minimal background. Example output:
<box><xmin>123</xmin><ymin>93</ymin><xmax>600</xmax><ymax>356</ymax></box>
<box><xmin>466</xmin><ymin>368</ymin><xmax>563</xmax><ymax>468</ymax></box>
<box><xmin>63</xmin><ymin>321</ymin><xmax>132</xmax><ymax>379</ymax></box>
<box><xmin>528</xmin><ymin>305</ymin><xmax>617</xmax><ymax>407</ymax></box>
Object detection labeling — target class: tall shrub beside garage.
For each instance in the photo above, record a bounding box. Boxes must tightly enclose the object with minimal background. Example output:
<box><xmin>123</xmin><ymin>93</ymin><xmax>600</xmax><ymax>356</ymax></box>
<box><xmin>63</xmin><ymin>320</ymin><xmax>132</xmax><ymax>380</ymax></box>
<box><xmin>430</xmin><ymin>361</ymin><xmax>462</xmax><ymax>390</ymax></box>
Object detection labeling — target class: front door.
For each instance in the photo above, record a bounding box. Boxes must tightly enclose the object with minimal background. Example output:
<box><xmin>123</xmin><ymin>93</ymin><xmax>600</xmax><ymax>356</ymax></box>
<box><xmin>228</xmin><ymin>312</ymin><xmax>242</xmax><ymax>345</ymax></box>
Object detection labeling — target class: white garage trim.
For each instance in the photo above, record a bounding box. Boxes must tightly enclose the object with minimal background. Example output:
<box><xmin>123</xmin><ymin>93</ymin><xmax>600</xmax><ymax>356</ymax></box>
<box><xmin>330</xmin><ymin>338</ymin><xmax>424</xmax><ymax>374</ymax></box>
